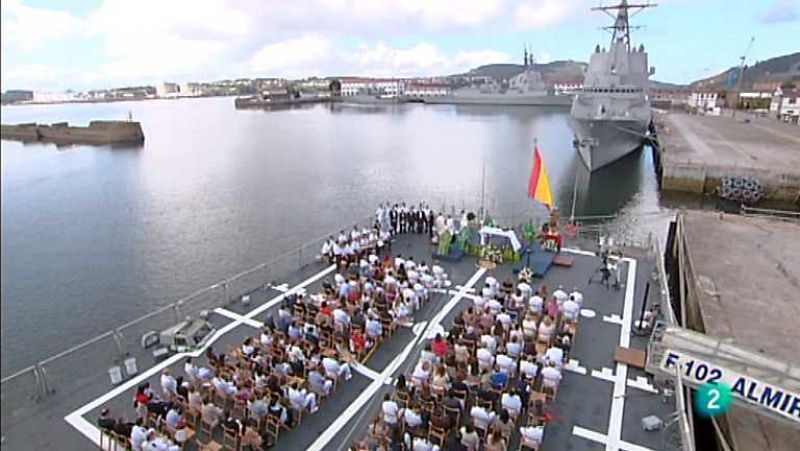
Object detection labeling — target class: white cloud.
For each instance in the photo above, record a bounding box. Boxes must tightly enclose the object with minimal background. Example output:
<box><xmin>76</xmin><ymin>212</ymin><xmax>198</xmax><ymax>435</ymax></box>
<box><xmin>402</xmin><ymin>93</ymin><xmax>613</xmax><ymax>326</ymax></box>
<box><xmin>0</xmin><ymin>0</ymin><xmax>539</xmax><ymax>90</ymax></box>
<box><xmin>1</xmin><ymin>0</ymin><xmax>86</xmax><ymax>52</ymax></box>
<box><xmin>514</xmin><ymin>0</ymin><xmax>582</xmax><ymax>29</ymax></box>
<box><xmin>246</xmin><ymin>39</ymin><xmax>512</xmax><ymax>78</ymax></box>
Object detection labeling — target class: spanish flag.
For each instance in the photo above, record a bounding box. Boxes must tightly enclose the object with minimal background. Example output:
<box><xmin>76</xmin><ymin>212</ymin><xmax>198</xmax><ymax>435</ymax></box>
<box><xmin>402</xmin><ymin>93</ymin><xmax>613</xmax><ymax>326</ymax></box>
<box><xmin>527</xmin><ymin>145</ymin><xmax>553</xmax><ymax>208</ymax></box>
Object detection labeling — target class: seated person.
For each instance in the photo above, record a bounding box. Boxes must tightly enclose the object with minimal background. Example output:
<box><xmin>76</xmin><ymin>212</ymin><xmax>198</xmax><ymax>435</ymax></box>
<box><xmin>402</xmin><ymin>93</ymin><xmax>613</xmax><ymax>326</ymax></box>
<box><xmin>97</xmin><ymin>408</ymin><xmax>117</xmax><ymax>431</ymax></box>
<box><xmin>520</xmin><ymin>424</ymin><xmax>545</xmax><ymax>447</ymax></box>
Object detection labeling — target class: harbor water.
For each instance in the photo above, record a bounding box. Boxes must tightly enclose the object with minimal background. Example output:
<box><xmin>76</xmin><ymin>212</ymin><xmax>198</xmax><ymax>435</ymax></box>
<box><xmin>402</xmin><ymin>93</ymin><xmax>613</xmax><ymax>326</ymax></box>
<box><xmin>1</xmin><ymin>96</ymin><xmax>672</xmax><ymax>374</ymax></box>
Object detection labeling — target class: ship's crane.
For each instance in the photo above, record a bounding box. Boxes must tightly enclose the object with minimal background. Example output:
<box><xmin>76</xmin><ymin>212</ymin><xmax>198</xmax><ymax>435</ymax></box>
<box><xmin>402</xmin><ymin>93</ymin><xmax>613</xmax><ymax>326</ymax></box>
<box><xmin>732</xmin><ymin>36</ymin><xmax>755</xmax><ymax>118</ymax></box>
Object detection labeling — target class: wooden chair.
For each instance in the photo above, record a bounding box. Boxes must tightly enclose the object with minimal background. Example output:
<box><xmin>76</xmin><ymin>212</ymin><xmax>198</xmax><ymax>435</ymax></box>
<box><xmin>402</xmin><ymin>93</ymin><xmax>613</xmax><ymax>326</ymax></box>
<box><xmin>443</xmin><ymin>404</ymin><xmax>461</xmax><ymax>429</ymax></box>
<box><xmin>263</xmin><ymin>415</ymin><xmax>281</xmax><ymax>446</ymax></box>
<box><xmin>199</xmin><ymin>442</ymin><xmax>224</xmax><ymax>451</ymax></box>
<box><xmin>222</xmin><ymin>424</ymin><xmax>240</xmax><ymax>451</ymax></box>
<box><xmin>200</xmin><ymin>415</ymin><xmax>216</xmax><ymax>442</ymax></box>
<box><xmin>427</xmin><ymin>423</ymin><xmax>449</xmax><ymax>447</ymax></box>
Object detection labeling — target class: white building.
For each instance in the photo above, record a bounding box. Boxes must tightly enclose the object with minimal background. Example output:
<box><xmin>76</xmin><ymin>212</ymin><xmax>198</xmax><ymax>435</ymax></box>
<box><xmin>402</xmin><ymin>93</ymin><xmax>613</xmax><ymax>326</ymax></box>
<box><xmin>771</xmin><ymin>88</ymin><xmax>800</xmax><ymax>124</ymax></box>
<box><xmin>156</xmin><ymin>82</ymin><xmax>179</xmax><ymax>98</ymax></box>
<box><xmin>340</xmin><ymin>78</ymin><xmax>405</xmax><ymax>97</ymax></box>
<box><xmin>179</xmin><ymin>82</ymin><xmax>201</xmax><ymax>97</ymax></box>
<box><xmin>32</xmin><ymin>91</ymin><xmax>76</xmax><ymax>103</ymax></box>
<box><xmin>688</xmin><ymin>91</ymin><xmax>719</xmax><ymax>112</ymax></box>
<box><xmin>404</xmin><ymin>83</ymin><xmax>450</xmax><ymax>98</ymax></box>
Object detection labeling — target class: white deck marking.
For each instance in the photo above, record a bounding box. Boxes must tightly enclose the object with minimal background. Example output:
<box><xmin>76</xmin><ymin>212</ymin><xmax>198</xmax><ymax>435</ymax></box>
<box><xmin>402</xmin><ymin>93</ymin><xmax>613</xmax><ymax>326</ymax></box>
<box><xmin>607</xmin><ymin>259</ymin><xmax>637</xmax><ymax>451</ymax></box>
<box><xmin>573</xmin><ymin>258</ymin><xmax>641</xmax><ymax>451</ymax></box>
<box><xmin>64</xmin><ymin>264</ymin><xmax>336</xmax><ymax>448</ymax></box>
<box><xmin>561</xmin><ymin>247</ymin><xmax>597</xmax><ymax>257</ymax></box>
<box><xmin>213</xmin><ymin>307</ymin><xmax>264</xmax><ymax>328</ymax></box>
<box><xmin>579</xmin><ymin>308</ymin><xmax>597</xmax><ymax>318</ymax></box>
<box><xmin>627</xmin><ymin>376</ymin><xmax>658</xmax><ymax>394</ymax></box>
<box><xmin>271</xmin><ymin>283</ymin><xmax>290</xmax><ymax>292</ymax></box>
<box><xmin>591</xmin><ymin>367</ymin><xmax>617</xmax><ymax>383</ymax></box>
<box><xmin>564</xmin><ymin>359</ymin><xmax>587</xmax><ymax>375</ymax></box>
<box><xmin>572</xmin><ymin>426</ymin><xmax>656</xmax><ymax>451</ymax></box>
<box><xmin>306</xmin><ymin>268</ymin><xmax>487</xmax><ymax>451</ymax></box>
<box><xmin>603</xmin><ymin>313</ymin><xmax>624</xmax><ymax>325</ymax></box>
<box><xmin>350</xmin><ymin>361</ymin><xmax>382</xmax><ymax>381</ymax></box>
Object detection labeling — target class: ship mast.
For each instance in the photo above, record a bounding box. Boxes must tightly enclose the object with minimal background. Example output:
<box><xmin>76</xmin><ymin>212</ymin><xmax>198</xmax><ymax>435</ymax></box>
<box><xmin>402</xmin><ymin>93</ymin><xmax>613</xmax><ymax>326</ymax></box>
<box><xmin>593</xmin><ymin>1</ymin><xmax>657</xmax><ymax>50</ymax></box>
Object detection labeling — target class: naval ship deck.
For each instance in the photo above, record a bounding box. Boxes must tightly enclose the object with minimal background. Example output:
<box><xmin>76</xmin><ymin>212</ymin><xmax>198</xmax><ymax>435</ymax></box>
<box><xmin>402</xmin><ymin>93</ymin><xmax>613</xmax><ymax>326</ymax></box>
<box><xmin>1</xmin><ymin>231</ymin><xmax>677</xmax><ymax>451</ymax></box>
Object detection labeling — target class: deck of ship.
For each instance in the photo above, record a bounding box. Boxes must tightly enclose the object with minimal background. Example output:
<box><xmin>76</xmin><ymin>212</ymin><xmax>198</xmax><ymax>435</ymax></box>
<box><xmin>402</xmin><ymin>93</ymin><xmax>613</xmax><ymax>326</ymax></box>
<box><xmin>1</xmin><ymin>232</ymin><xmax>676</xmax><ymax>451</ymax></box>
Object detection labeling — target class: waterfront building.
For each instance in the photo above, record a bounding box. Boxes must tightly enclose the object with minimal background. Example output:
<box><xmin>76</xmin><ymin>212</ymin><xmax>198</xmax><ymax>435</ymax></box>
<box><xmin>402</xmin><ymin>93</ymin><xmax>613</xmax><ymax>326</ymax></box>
<box><xmin>32</xmin><ymin>91</ymin><xmax>77</xmax><ymax>103</ymax></box>
<box><xmin>1</xmin><ymin>90</ymin><xmax>33</xmax><ymax>104</ymax></box>
<box><xmin>340</xmin><ymin>78</ymin><xmax>405</xmax><ymax>97</ymax></box>
<box><xmin>688</xmin><ymin>90</ymin><xmax>720</xmax><ymax>113</ymax></box>
<box><xmin>156</xmin><ymin>82</ymin><xmax>179</xmax><ymax>98</ymax></box>
<box><xmin>179</xmin><ymin>83</ymin><xmax>201</xmax><ymax>97</ymax></box>
<box><xmin>771</xmin><ymin>87</ymin><xmax>800</xmax><ymax>124</ymax></box>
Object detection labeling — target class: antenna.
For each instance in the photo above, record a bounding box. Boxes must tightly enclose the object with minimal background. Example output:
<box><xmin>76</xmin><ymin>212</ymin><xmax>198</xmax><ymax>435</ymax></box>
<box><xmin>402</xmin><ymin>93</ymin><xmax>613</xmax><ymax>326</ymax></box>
<box><xmin>592</xmin><ymin>1</ymin><xmax>657</xmax><ymax>50</ymax></box>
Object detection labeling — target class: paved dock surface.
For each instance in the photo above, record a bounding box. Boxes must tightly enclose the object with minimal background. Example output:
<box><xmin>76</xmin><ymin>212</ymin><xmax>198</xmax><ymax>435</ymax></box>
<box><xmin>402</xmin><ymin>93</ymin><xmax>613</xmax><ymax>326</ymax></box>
<box><xmin>680</xmin><ymin>210</ymin><xmax>800</xmax><ymax>450</ymax></box>
<box><xmin>656</xmin><ymin>112</ymin><xmax>800</xmax><ymax>202</ymax></box>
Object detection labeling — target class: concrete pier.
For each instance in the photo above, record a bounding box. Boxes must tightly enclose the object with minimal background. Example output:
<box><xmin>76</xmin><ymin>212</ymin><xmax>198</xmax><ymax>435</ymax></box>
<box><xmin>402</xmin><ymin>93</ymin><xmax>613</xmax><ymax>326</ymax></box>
<box><xmin>1</xmin><ymin>121</ymin><xmax>144</xmax><ymax>146</ymax></box>
<box><xmin>668</xmin><ymin>210</ymin><xmax>800</xmax><ymax>451</ymax></box>
<box><xmin>654</xmin><ymin>112</ymin><xmax>800</xmax><ymax>204</ymax></box>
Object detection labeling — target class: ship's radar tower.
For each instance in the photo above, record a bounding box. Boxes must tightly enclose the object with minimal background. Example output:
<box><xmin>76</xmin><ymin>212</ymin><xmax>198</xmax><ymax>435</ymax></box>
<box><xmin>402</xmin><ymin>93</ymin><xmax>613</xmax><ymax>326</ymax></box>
<box><xmin>592</xmin><ymin>1</ymin><xmax>657</xmax><ymax>50</ymax></box>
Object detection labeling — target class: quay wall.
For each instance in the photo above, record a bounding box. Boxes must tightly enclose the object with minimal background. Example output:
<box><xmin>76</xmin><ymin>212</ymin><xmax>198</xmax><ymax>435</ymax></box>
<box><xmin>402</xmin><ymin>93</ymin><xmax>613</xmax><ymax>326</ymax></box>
<box><xmin>654</xmin><ymin>113</ymin><xmax>800</xmax><ymax>204</ymax></box>
<box><xmin>1</xmin><ymin>121</ymin><xmax>144</xmax><ymax>146</ymax></box>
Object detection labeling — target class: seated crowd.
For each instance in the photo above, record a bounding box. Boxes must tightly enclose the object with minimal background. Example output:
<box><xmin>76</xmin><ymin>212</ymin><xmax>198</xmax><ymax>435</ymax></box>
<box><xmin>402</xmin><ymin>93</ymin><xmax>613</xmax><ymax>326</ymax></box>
<box><xmin>355</xmin><ymin>279</ymin><xmax>585</xmax><ymax>451</ymax></box>
<box><xmin>98</xmin><ymin>207</ymin><xmax>453</xmax><ymax>450</ymax></box>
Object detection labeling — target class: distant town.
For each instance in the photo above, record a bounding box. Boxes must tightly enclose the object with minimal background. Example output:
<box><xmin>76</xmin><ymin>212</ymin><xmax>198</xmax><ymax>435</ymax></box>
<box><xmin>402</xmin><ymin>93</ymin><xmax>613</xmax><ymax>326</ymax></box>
<box><xmin>2</xmin><ymin>51</ymin><xmax>798</xmax><ymax>124</ymax></box>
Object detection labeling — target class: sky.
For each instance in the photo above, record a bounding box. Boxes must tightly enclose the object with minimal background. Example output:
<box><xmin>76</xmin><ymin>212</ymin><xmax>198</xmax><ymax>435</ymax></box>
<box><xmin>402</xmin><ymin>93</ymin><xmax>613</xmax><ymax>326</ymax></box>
<box><xmin>1</xmin><ymin>0</ymin><xmax>798</xmax><ymax>92</ymax></box>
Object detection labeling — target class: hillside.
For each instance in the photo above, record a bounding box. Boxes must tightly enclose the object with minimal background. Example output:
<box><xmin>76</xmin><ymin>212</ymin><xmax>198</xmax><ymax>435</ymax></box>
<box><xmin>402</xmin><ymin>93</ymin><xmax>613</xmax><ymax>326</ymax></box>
<box><xmin>690</xmin><ymin>52</ymin><xmax>800</xmax><ymax>90</ymax></box>
<box><xmin>462</xmin><ymin>61</ymin><xmax>587</xmax><ymax>81</ymax></box>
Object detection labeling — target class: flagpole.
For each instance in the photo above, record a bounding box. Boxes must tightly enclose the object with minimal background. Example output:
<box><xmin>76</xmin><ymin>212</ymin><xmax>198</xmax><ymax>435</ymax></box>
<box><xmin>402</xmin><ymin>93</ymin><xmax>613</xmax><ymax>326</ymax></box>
<box><xmin>480</xmin><ymin>157</ymin><xmax>486</xmax><ymax>224</ymax></box>
<box><xmin>569</xmin><ymin>163</ymin><xmax>579</xmax><ymax>222</ymax></box>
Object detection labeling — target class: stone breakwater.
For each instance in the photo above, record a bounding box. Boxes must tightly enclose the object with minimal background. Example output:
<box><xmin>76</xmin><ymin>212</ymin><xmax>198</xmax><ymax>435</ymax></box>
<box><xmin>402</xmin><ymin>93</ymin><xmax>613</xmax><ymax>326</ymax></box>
<box><xmin>1</xmin><ymin>121</ymin><xmax>145</xmax><ymax>146</ymax></box>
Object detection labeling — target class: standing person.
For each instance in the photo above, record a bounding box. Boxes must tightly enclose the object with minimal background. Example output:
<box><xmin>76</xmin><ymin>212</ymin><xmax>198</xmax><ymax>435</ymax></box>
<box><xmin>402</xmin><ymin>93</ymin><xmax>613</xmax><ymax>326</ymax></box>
<box><xmin>427</xmin><ymin>208</ymin><xmax>435</xmax><ymax>238</ymax></box>
<box><xmin>390</xmin><ymin>205</ymin><xmax>398</xmax><ymax>235</ymax></box>
<box><xmin>399</xmin><ymin>203</ymin><xmax>408</xmax><ymax>234</ymax></box>
<box><xmin>409</xmin><ymin>206</ymin><xmax>417</xmax><ymax>234</ymax></box>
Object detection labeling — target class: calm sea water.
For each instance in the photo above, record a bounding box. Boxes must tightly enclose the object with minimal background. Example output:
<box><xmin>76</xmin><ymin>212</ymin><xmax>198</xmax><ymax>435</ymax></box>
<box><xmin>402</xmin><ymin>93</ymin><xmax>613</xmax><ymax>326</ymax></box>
<box><xmin>1</xmin><ymin>97</ymin><xmax>672</xmax><ymax>373</ymax></box>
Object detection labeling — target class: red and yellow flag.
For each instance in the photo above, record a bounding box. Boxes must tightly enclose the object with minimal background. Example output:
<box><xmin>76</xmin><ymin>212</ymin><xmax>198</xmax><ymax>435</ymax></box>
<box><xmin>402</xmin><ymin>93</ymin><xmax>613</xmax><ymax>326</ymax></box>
<box><xmin>527</xmin><ymin>145</ymin><xmax>553</xmax><ymax>208</ymax></box>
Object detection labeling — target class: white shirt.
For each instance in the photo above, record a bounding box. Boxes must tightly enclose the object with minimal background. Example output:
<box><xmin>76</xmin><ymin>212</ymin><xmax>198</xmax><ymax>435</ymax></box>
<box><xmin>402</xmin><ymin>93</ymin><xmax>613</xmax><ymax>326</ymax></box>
<box><xmin>477</xmin><ymin>348</ymin><xmax>495</xmax><ymax>366</ymax></box>
<box><xmin>322</xmin><ymin>357</ymin><xmax>340</xmax><ymax>375</ymax></box>
<box><xmin>404</xmin><ymin>408</ymin><xmax>423</xmax><ymax>427</ymax></box>
<box><xmin>496</xmin><ymin>354</ymin><xmax>515</xmax><ymax>373</ymax></box>
<box><xmin>333</xmin><ymin>309</ymin><xmax>349</xmax><ymax>324</ymax></box>
<box><xmin>501</xmin><ymin>392</ymin><xmax>522</xmax><ymax>414</ymax></box>
<box><xmin>570</xmin><ymin>291</ymin><xmax>584</xmax><ymax>307</ymax></box>
<box><xmin>506</xmin><ymin>341</ymin><xmax>522</xmax><ymax>358</ymax></box>
<box><xmin>480</xmin><ymin>334</ymin><xmax>497</xmax><ymax>352</ymax></box>
<box><xmin>553</xmin><ymin>289</ymin><xmax>568</xmax><ymax>306</ymax></box>
<box><xmin>542</xmin><ymin>366</ymin><xmax>563</xmax><ymax>387</ymax></box>
<box><xmin>529</xmin><ymin>295</ymin><xmax>544</xmax><ymax>313</ymax></box>
<box><xmin>520</xmin><ymin>425</ymin><xmax>544</xmax><ymax>444</ymax></box>
<box><xmin>470</xmin><ymin>406</ymin><xmax>495</xmax><ymax>428</ymax></box>
<box><xmin>496</xmin><ymin>312</ymin><xmax>512</xmax><ymax>328</ymax></box>
<box><xmin>487</xmin><ymin>299</ymin><xmax>503</xmax><ymax>314</ymax></box>
<box><xmin>545</xmin><ymin>347</ymin><xmax>565</xmax><ymax>367</ymax></box>
<box><xmin>382</xmin><ymin>400</ymin><xmax>401</xmax><ymax>424</ymax></box>
<box><xmin>184</xmin><ymin>362</ymin><xmax>198</xmax><ymax>380</ymax></box>
<box><xmin>562</xmin><ymin>299</ymin><xmax>580</xmax><ymax>321</ymax></box>
<box><xmin>161</xmin><ymin>374</ymin><xmax>177</xmax><ymax>394</ymax></box>
<box><xmin>518</xmin><ymin>282</ymin><xmax>532</xmax><ymax>297</ymax></box>
<box><xmin>130</xmin><ymin>426</ymin><xmax>149</xmax><ymax>449</ymax></box>
<box><xmin>520</xmin><ymin>360</ymin><xmax>538</xmax><ymax>379</ymax></box>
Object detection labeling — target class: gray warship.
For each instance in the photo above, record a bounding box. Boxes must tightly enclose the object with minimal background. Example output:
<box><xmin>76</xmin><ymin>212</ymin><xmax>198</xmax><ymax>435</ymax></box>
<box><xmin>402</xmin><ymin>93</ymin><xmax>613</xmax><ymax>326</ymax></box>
<box><xmin>425</xmin><ymin>49</ymin><xmax>573</xmax><ymax>107</ymax></box>
<box><xmin>571</xmin><ymin>1</ymin><xmax>656</xmax><ymax>170</ymax></box>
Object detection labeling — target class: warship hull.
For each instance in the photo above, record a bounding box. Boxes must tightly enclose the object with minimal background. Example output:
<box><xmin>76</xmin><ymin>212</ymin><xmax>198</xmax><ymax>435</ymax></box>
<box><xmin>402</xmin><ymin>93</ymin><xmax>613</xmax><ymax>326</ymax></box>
<box><xmin>572</xmin><ymin>117</ymin><xmax>648</xmax><ymax>170</ymax></box>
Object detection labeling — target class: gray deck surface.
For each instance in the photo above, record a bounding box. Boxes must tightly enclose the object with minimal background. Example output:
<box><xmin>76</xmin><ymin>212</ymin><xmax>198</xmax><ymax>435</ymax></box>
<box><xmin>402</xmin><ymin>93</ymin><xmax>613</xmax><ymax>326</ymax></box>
<box><xmin>1</xmin><ymin>232</ymin><xmax>677</xmax><ymax>451</ymax></box>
